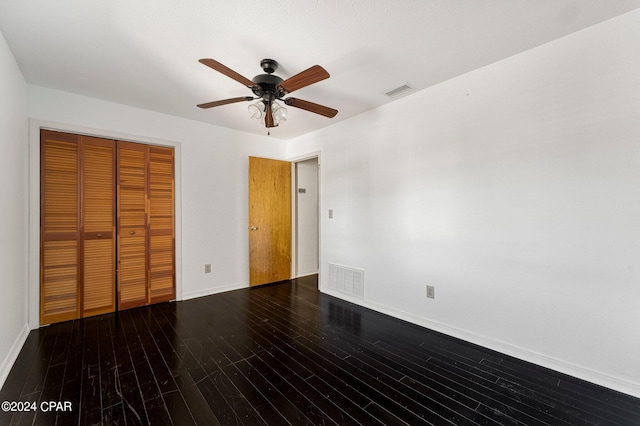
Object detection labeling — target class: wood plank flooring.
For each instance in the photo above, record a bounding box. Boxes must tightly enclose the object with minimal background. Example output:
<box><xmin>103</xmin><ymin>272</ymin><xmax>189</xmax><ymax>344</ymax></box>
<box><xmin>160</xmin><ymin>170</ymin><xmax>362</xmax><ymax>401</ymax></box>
<box><xmin>1</xmin><ymin>275</ymin><xmax>639</xmax><ymax>425</ymax></box>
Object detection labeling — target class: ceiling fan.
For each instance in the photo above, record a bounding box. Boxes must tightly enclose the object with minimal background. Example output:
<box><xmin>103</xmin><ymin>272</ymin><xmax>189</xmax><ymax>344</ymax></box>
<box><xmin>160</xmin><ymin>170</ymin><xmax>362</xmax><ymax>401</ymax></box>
<box><xmin>197</xmin><ymin>58</ymin><xmax>338</xmax><ymax>129</ymax></box>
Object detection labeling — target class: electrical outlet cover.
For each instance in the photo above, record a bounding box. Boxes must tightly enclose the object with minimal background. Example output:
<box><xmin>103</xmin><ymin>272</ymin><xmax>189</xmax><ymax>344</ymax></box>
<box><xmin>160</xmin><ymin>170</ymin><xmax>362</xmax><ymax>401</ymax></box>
<box><xmin>426</xmin><ymin>285</ymin><xmax>435</xmax><ymax>299</ymax></box>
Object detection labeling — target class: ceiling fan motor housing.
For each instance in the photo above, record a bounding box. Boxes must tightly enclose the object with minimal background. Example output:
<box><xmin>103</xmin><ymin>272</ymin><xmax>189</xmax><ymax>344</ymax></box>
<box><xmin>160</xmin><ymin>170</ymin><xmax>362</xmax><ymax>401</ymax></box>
<box><xmin>252</xmin><ymin>73</ymin><xmax>284</xmax><ymax>101</ymax></box>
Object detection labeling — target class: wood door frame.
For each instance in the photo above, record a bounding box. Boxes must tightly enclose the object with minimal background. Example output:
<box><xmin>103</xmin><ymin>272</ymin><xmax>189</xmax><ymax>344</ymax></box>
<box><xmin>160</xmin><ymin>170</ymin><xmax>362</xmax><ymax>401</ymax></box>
<box><xmin>28</xmin><ymin>119</ymin><xmax>183</xmax><ymax>330</ymax></box>
<box><xmin>289</xmin><ymin>152</ymin><xmax>322</xmax><ymax>283</ymax></box>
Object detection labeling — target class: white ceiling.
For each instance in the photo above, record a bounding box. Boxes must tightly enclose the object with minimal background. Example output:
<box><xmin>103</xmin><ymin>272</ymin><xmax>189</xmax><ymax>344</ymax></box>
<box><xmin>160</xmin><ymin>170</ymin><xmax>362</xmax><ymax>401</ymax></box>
<box><xmin>1</xmin><ymin>1</ymin><xmax>639</xmax><ymax>140</ymax></box>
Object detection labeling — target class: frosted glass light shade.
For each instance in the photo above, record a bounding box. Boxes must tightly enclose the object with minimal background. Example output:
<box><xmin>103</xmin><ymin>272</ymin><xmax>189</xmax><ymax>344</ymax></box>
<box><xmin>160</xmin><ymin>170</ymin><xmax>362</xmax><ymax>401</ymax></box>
<box><xmin>248</xmin><ymin>102</ymin><xmax>265</xmax><ymax>121</ymax></box>
<box><xmin>272</xmin><ymin>103</ymin><xmax>287</xmax><ymax>125</ymax></box>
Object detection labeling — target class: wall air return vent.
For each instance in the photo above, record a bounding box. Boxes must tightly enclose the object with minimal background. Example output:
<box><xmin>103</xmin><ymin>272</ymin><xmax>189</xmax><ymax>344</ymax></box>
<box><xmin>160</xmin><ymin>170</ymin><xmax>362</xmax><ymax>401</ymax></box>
<box><xmin>328</xmin><ymin>263</ymin><xmax>364</xmax><ymax>299</ymax></box>
<box><xmin>384</xmin><ymin>83</ymin><xmax>414</xmax><ymax>98</ymax></box>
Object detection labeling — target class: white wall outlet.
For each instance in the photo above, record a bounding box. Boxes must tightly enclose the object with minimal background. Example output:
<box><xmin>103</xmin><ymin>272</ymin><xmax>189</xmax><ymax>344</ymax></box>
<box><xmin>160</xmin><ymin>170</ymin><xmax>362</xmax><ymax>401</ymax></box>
<box><xmin>426</xmin><ymin>285</ymin><xmax>435</xmax><ymax>299</ymax></box>
<box><xmin>204</xmin><ymin>264</ymin><xmax>212</xmax><ymax>274</ymax></box>
<box><xmin>328</xmin><ymin>209</ymin><xmax>333</xmax><ymax>219</ymax></box>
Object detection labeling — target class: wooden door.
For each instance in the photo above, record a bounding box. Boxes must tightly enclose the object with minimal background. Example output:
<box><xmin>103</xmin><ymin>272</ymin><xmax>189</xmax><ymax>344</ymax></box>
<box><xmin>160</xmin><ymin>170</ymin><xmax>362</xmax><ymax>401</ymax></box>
<box><xmin>148</xmin><ymin>146</ymin><xmax>175</xmax><ymax>303</ymax></box>
<box><xmin>41</xmin><ymin>131</ymin><xmax>81</xmax><ymax>324</ymax></box>
<box><xmin>117</xmin><ymin>142</ymin><xmax>148</xmax><ymax>309</ymax></box>
<box><xmin>81</xmin><ymin>136</ymin><xmax>116</xmax><ymax>317</ymax></box>
<box><xmin>249</xmin><ymin>156</ymin><xmax>291</xmax><ymax>286</ymax></box>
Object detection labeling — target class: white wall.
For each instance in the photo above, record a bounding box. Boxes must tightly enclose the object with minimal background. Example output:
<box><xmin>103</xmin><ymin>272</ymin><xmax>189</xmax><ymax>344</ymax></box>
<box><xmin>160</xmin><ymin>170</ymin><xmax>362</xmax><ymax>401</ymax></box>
<box><xmin>0</xmin><ymin>30</ymin><xmax>29</xmax><ymax>388</ymax></box>
<box><xmin>288</xmin><ymin>10</ymin><xmax>640</xmax><ymax>397</ymax></box>
<box><xmin>27</xmin><ymin>85</ymin><xmax>287</xmax><ymax>322</ymax></box>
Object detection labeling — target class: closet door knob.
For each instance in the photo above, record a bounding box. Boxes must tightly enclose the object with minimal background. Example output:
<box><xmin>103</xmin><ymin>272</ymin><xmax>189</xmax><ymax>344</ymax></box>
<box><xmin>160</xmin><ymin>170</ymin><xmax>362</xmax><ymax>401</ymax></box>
<box><xmin>250</xmin><ymin>226</ymin><xmax>259</xmax><ymax>231</ymax></box>
<box><xmin>96</xmin><ymin>233</ymin><xmax>103</xmax><ymax>237</ymax></box>
<box><xmin>129</xmin><ymin>231</ymin><xmax>136</xmax><ymax>235</ymax></box>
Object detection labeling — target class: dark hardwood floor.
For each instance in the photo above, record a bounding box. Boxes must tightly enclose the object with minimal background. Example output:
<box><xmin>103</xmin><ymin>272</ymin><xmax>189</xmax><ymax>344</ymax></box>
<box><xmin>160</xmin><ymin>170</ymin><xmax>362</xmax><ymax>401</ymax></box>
<box><xmin>1</xmin><ymin>275</ymin><xmax>639</xmax><ymax>425</ymax></box>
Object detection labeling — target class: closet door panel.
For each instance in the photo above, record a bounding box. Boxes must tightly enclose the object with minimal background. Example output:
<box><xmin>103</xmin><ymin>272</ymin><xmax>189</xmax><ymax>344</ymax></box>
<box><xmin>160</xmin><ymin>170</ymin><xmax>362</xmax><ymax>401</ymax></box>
<box><xmin>41</xmin><ymin>240</ymin><xmax>78</xmax><ymax>323</ymax></box>
<box><xmin>117</xmin><ymin>142</ymin><xmax>149</xmax><ymax>309</ymax></box>
<box><xmin>83</xmin><ymin>138</ymin><xmax>114</xmax><ymax>232</ymax></box>
<box><xmin>149</xmin><ymin>235</ymin><xmax>174</xmax><ymax>302</ymax></box>
<box><xmin>148</xmin><ymin>147</ymin><xmax>175</xmax><ymax>303</ymax></box>
<box><xmin>81</xmin><ymin>137</ymin><xmax>115</xmax><ymax>316</ymax></box>
<box><xmin>41</xmin><ymin>131</ymin><xmax>80</xmax><ymax>324</ymax></box>
<box><xmin>42</xmin><ymin>136</ymin><xmax>79</xmax><ymax>235</ymax></box>
<box><xmin>118</xmin><ymin>231</ymin><xmax>148</xmax><ymax>306</ymax></box>
<box><xmin>83</xmin><ymin>239</ymin><xmax>114</xmax><ymax>312</ymax></box>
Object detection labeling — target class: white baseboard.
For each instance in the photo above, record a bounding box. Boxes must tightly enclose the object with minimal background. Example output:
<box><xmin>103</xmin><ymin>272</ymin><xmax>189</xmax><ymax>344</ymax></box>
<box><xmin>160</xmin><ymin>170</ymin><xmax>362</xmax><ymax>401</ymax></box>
<box><xmin>0</xmin><ymin>323</ymin><xmax>30</xmax><ymax>390</ymax></box>
<box><xmin>295</xmin><ymin>270</ymin><xmax>319</xmax><ymax>278</ymax></box>
<box><xmin>322</xmin><ymin>289</ymin><xmax>640</xmax><ymax>399</ymax></box>
<box><xmin>182</xmin><ymin>282</ymin><xmax>248</xmax><ymax>301</ymax></box>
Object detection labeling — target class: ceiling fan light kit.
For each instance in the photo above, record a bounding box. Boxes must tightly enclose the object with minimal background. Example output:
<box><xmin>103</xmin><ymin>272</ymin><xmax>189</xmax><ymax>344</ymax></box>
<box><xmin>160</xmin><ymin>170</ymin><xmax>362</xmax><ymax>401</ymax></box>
<box><xmin>247</xmin><ymin>100</ymin><xmax>288</xmax><ymax>126</ymax></box>
<box><xmin>197</xmin><ymin>58</ymin><xmax>338</xmax><ymax>132</ymax></box>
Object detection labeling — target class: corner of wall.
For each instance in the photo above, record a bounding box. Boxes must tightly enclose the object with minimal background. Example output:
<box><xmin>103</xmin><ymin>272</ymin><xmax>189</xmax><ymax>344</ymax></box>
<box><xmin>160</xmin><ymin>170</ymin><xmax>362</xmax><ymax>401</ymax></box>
<box><xmin>0</xmin><ymin>324</ymin><xmax>30</xmax><ymax>389</ymax></box>
<box><xmin>0</xmin><ymin>25</ymin><xmax>30</xmax><ymax>392</ymax></box>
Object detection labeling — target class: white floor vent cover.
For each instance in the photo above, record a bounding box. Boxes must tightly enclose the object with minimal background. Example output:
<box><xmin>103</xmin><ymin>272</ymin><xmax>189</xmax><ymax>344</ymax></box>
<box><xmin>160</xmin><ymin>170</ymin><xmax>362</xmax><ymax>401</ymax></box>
<box><xmin>328</xmin><ymin>263</ymin><xmax>364</xmax><ymax>299</ymax></box>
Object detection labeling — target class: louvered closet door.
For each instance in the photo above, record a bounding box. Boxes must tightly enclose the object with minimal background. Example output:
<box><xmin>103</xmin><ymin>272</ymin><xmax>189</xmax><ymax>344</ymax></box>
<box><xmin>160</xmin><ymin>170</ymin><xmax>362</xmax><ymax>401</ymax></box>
<box><xmin>148</xmin><ymin>146</ymin><xmax>175</xmax><ymax>303</ymax></box>
<box><xmin>81</xmin><ymin>136</ymin><xmax>116</xmax><ymax>316</ymax></box>
<box><xmin>41</xmin><ymin>132</ymin><xmax>116</xmax><ymax>324</ymax></box>
<box><xmin>41</xmin><ymin>131</ymin><xmax>81</xmax><ymax>324</ymax></box>
<box><xmin>117</xmin><ymin>142</ymin><xmax>149</xmax><ymax>309</ymax></box>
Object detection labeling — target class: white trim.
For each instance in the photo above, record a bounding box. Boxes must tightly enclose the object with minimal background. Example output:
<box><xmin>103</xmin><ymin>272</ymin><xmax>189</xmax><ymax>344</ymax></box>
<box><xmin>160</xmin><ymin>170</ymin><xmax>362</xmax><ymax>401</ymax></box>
<box><xmin>0</xmin><ymin>324</ymin><xmax>30</xmax><ymax>389</ymax></box>
<box><xmin>28</xmin><ymin>119</ymin><xmax>183</xmax><ymax>329</ymax></box>
<box><xmin>287</xmin><ymin>151</ymin><xmax>322</xmax><ymax>163</ymax></box>
<box><xmin>290</xmin><ymin>162</ymin><xmax>297</xmax><ymax>279</ymax></box>
<box><xmin>322</xmin><ymin>288</ymin><xmax>640</xmax><ymax>399</ymax></box>
<box><xmin>182</xmin><ymin>282</ymin><xmax>248</xmax><ymax>301</ymax></box>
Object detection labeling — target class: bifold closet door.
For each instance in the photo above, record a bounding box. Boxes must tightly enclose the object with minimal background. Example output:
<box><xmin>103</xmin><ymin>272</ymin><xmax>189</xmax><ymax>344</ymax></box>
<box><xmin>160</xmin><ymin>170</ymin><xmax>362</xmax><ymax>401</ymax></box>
<box><xmin>81</xmin><ymin>137</ymin><xmax>116</xmax><ymax>317</ymax></box>
<box><xmin>148</xmin><ymin>146</ymin><xmax>175</xmax><ymax>303</ymax></box>
<box><xmin>41</xmin><ymin>131</ymin><xmax>80</xmax><ymax>324</ymax></box>
<box><xmin>117</xmin><ymin>142</ymin><xmax>175</xmax><ymax>309</ymax></box>
<box><xmin>117</xmin><ymin>142</ymin><xmax>149</xmax><ymax>309</ymax></box>
<box><xmin>40</xmin><ymin>131</ymin><xmax>115</xmax><ymax>325</ymax></box>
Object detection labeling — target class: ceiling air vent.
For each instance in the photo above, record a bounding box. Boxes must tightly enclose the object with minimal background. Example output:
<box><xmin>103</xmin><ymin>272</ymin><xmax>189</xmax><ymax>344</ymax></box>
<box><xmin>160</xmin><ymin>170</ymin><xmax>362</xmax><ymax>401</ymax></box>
<box><xmin>384</xmin><ymin>83</ymin><xmax>414</xmax><ymax>98</ymax></box>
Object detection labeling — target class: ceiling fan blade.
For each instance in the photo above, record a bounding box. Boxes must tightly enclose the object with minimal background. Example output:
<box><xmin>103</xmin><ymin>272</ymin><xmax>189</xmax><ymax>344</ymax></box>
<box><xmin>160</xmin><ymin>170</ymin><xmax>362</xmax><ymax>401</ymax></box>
<box><xmin>265</xmin><ymin>103</ymin><xmax>276</xmax><ymax>128</ymax></box>
<box><xmin>197</xmin><ymin>96</ymin><xmax>254</xmax><ymax>109</ymax></box>
<box><xmin>199</xmin><ymin>58</ymin><xmax>257</xmax><ymax>88</ymax></box>
<box><xmin>278</xmin><ymin>65</ymin><xmax>330</xmax><ymax>94</ymax></box>
<box><xmin>284</xmin><ymin>98</ymin><xmax>338</xmax><ymax>118</ymax></box>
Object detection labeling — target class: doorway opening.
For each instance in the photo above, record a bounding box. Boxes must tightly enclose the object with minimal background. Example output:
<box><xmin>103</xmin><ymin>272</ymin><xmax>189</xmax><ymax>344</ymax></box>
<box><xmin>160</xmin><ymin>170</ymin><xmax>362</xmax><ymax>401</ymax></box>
<box><xmin>293</xmin><ymin>157</ymin><xmax>319</xmax><ymax>282</ymax></box>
